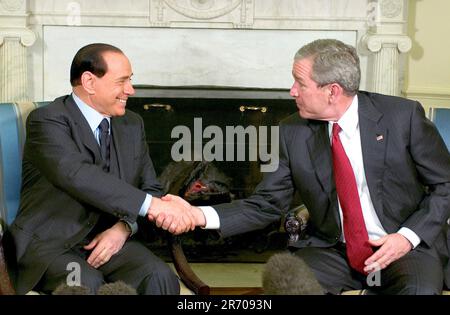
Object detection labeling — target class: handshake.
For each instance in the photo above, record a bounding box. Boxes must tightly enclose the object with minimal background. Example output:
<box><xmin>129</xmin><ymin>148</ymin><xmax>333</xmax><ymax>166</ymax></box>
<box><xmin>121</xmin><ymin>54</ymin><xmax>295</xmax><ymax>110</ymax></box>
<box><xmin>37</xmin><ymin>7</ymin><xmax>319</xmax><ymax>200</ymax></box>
<box><xmin>147</xmin><ymin>194</ymin><xmax>206</xmax><ymax>235</ymax></box>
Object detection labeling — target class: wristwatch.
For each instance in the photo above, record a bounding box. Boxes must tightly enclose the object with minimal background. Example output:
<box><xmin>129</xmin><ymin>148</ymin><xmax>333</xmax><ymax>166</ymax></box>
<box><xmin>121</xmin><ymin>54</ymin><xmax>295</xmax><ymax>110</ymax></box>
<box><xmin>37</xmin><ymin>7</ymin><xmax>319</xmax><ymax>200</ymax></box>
<box><xmin>120</xmin><ymin>220</ymin><xmax>132</xmax><ymax>234</ymax></box>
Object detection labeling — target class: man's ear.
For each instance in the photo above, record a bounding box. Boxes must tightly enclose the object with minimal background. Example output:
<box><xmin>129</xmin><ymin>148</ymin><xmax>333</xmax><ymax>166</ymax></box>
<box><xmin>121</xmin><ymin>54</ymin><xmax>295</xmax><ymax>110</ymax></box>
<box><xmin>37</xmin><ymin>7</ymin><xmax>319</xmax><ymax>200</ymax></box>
<box><xmin>328</xmin><ymin>83</ymin><xmax>342</xmax><ymax>102</ymax></box>
<box><xmin>81</xmin><ymin>71</ymin><xmax>96</xmax><ymax>95</ymax></box>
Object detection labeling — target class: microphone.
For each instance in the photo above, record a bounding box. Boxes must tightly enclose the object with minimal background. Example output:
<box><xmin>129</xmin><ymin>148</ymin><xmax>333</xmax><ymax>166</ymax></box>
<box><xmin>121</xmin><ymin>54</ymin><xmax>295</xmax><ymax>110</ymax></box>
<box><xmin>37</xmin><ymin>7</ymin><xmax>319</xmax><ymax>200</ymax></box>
<box><xmin>262</xmin><ymin>252</ymin><xmax>324</xmax><ymax>295</ymax></box>
<box><xmin>52</xmin><ymin>281</ymin><xmax>137</xmax><ymax>295</ymax></box>
<box><xmin>52</xmin><ymin>283</ymin><xmax>92</xmax><ymax>295</ymax></box>
<box><xmin>97</xmin><ymin>281</ymin><xmax>137</xmax><ymax>295</ymax></box>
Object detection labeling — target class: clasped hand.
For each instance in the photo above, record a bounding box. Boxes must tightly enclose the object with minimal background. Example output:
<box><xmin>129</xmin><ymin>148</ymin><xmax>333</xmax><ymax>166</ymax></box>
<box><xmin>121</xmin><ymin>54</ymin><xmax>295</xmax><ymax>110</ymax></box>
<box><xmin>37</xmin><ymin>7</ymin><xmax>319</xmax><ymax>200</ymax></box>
<box><xmin>147</xmin><ymin>194</ymin><xmax>202</xmax><ymax>235</ymax></box>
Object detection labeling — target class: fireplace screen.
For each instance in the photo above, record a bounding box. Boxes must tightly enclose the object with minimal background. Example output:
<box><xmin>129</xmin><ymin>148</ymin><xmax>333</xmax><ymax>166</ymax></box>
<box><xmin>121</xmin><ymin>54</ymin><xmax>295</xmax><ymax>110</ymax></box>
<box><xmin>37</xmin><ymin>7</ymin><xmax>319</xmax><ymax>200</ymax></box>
<box><xmin>127</xmin><ymin>90</ymin><xmax>301</xmax><ymax>262</ymax></box>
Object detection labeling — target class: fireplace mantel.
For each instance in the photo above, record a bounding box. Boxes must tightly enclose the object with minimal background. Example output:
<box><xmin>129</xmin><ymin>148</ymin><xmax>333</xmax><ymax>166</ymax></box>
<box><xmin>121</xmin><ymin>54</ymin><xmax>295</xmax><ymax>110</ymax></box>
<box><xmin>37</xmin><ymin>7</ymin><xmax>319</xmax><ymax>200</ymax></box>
<box><xmin>133</xmin><ymin>85</ymin><xmax>292</xmax><ymax>100</ymax></box>
<box><xmin>0</xmin><ymin>0</ymin><xmax>411</xmax><ymax>102</ymax></box>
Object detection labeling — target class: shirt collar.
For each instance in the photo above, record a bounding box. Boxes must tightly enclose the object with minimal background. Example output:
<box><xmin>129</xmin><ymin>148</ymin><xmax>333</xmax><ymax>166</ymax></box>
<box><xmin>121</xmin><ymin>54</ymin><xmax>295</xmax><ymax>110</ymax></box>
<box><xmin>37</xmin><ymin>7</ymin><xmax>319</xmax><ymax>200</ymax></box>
<box><xmin>72</xmin><ymin>92</ymin><xmax>110</xmax><ymax>133</ymax></box>
<box><xmin>328</xmin><ymin>94</ymin><xmax>359</xmax><ymax>138</ymax></box>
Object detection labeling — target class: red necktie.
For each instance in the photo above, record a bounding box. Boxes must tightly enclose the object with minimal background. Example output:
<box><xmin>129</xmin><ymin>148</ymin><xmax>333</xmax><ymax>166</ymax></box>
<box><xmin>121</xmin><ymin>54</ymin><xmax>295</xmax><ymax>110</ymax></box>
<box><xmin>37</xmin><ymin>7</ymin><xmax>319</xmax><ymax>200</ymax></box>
<box><xmin>331</xmin><ymin>123</ymin><xmax>373</xmax><ymax>274</ymax></box>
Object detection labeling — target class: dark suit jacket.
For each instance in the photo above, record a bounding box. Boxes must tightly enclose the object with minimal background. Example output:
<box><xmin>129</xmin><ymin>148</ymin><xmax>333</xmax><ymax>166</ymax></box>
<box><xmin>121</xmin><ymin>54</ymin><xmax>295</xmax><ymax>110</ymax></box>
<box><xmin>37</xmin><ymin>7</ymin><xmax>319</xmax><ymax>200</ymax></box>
<box><xmin>8</xmin><ymin>95</ymin><xmax>163</xmax><ymax>294</ymax></box>
<box><xmin>215</xmin><ymin>91</ymin><xmax>450</xmax><ymax>279</ymax></box>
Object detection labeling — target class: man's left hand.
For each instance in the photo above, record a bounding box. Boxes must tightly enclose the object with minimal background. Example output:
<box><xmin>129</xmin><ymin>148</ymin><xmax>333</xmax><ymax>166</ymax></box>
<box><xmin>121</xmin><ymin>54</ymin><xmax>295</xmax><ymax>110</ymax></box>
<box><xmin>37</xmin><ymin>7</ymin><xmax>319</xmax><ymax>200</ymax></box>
<box><xmin>84</xmin><ymin>222</ymin><xmax>130</xmax><ymax>268</ymax></box>
<box><xmin>364</xmin><ymin>233</ymin><xmax>412</xmax><ymax>273</ymax></box>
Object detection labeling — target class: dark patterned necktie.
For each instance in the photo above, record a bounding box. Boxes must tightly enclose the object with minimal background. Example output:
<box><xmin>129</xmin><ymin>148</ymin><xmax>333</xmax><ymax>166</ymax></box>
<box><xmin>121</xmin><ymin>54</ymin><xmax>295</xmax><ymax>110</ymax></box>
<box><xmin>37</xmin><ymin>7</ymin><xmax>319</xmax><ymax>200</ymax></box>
<box><xmin>331</xmin><ymin>123</ymin><xmax>373</xmax><ymax>274</ymax></box>
<box><xmin>98</xmin><ymin>118</ymin><xmax>111</xmax><ymax>172</ymax></box>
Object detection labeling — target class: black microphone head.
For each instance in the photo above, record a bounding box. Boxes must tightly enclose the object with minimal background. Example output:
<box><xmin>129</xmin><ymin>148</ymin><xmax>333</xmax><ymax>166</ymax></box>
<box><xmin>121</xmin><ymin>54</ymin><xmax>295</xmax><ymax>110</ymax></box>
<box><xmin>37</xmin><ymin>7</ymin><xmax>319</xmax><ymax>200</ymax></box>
<box><xmin>52</xmin><ymin>283</ymin><xmax>92</xmax><ymax>295</ymax></box>
<box><xmin>97</xmin><ymin>281</ymin><xmax>137</xmax><ymax>295</ymax></box>
<box><xmin>262</xmin><ymin>252</ymin><xmax>324</xmax><ymax>295</ymax></box>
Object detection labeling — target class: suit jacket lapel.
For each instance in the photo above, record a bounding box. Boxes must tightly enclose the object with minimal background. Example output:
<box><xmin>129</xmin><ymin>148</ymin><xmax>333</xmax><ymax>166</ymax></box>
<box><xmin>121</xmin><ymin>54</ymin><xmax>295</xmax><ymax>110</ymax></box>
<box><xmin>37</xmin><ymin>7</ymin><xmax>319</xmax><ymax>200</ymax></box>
<box><xmin>306</xmin><ymin>120</ymin><xmax>341</xmax><ymax>224</ymax></box>
<box><xmin>358</xmin><ymin>92</ymin><xmax>387</xmax><ymax>218</ymax></box>
<box><xmin>64</xmin><ymin>96</ymin><xmax>102</xmax><ymax>163</ymax></box>
<box><xmin>111</xmin><ymin>116</ymin><xmax>134</xmax><ymax>180</ymax></box>
<box><xmin>306</xmin><ymin>121</ymin><xmax>334</xmax><ymax>194</ymax></box>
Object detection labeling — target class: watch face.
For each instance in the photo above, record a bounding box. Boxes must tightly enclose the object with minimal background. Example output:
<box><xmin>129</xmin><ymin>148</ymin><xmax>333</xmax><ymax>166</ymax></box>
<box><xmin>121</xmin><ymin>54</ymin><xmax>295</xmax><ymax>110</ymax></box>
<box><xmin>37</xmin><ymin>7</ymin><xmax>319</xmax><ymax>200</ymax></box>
<box><xmin>122</xmin><ymin>221</ymin><xmax>131</xmax><ymax>232</ymax></box>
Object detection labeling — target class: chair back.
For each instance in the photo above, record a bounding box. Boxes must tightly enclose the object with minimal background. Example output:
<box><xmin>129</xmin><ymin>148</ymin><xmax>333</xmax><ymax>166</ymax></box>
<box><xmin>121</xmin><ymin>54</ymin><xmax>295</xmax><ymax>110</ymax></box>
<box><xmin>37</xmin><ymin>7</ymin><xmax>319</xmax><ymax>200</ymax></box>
<box><xmin>429</xmin><ymin>107</ymin><xmax>450</xmax><ymax>290</ymax></box>
<box><xmin>0</xmin><ymin>102</ymin><xmax>49</xmax><ymax>227</ymax></box>
<box><xmin>429</xmin><ymin>107</ymin><xmax>450</xmax><ymax>150</ymax></box>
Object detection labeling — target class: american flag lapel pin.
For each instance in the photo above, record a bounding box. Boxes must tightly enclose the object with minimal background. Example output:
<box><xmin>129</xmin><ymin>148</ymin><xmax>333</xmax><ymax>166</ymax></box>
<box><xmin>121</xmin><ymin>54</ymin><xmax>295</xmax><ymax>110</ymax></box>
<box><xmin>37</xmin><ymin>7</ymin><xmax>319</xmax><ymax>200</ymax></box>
<box><xmin>376</xmin><ymin>134</ymin><xmax>383</xmax><ymax>141</ymax></box>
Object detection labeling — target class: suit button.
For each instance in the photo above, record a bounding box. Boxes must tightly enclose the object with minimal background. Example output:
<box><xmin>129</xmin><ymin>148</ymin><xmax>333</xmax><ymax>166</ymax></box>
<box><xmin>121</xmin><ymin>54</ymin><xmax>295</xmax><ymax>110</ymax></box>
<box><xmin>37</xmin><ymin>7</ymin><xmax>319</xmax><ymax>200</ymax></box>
<box><xmin>87</xmin><ymin>221</ymin><xmax>93</xmax><ymax>227</ymax></box>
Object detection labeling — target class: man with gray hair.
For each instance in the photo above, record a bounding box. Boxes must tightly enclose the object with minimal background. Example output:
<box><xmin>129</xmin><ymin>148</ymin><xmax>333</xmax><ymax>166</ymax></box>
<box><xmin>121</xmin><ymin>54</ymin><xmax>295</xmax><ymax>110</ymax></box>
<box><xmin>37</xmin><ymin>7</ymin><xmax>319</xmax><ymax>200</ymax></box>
<box><xmin>166</xmin><ymin>39</ymin><xmax>450</xmax><ymax>294</ymax></box>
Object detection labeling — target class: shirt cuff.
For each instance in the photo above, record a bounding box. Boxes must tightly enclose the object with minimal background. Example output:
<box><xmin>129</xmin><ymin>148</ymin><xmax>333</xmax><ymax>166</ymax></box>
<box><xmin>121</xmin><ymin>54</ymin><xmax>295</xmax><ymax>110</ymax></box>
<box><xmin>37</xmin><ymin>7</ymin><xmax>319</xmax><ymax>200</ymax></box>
<box><xmin>397</xmin><ymin>227</ymin><xmax>421</xmax><ymax>249</ymax></box>
<box><xmin>122</xmin><ymin>220</ymin><xmax>138</xmax><ymax>236</ymax></box>
<box><xmin>139</xmin><ymin>194</ymin><xmax>152</xmax><ymax>217</ymax></box>
<box><xmin>198</xmin><ymin>206</ymin><xmax>220</xmax><ymax>229</ymax></box>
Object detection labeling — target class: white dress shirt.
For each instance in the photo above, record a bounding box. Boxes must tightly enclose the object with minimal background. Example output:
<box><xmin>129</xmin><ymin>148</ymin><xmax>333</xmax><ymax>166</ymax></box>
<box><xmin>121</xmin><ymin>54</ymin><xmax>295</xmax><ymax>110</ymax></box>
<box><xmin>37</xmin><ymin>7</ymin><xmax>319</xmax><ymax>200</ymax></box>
<box><xmin>201</xmin><ymin>95</ymin><xmax>420</xmax><ymax>248</ymax></box>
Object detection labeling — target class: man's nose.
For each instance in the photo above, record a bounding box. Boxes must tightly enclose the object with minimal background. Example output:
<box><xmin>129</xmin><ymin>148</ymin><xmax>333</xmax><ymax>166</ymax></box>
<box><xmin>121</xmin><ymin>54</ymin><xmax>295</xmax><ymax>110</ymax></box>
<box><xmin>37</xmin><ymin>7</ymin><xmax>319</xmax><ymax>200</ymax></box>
<box><xmin>125</xmin><ymin>81</ymin><xmax>135</xmax><ymax>95</ymax></box>
<box><xmin>290</xmin><ymin>84</ymin><xmax>299</xmax><ymax>98</ymax></box>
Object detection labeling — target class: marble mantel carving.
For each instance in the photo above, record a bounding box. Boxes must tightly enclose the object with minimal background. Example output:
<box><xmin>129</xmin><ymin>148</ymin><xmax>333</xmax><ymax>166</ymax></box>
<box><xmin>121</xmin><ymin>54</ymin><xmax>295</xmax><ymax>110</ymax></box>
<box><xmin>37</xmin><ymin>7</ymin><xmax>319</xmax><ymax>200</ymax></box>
<box><xmin>0</xmin><ymin>0</ymin><xmax>411</xmax><ymax>102</ymax></box>
<box><xmin>0</xmin><ymin>0</ymin><xmax>36</xmax><ymax>102</ymax></box>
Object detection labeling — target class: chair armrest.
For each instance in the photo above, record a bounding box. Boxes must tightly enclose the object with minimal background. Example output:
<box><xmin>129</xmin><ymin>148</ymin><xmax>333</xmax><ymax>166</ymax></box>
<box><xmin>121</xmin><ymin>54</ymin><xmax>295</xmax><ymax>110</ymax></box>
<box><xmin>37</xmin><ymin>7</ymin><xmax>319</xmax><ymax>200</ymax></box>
<box><xmin>0</xmin><ymin>233</ymin><xmax>15</xmax><ymax>295</ymax></box>
<box><xmin>169</xmin><ymin>235</ymin><xmax>210</xmax><ymax>295</ymax></box>
<box><xmin>284</xmin><ymin>204</ymin><xmax>310</xmax><ymax>246</ymax></box>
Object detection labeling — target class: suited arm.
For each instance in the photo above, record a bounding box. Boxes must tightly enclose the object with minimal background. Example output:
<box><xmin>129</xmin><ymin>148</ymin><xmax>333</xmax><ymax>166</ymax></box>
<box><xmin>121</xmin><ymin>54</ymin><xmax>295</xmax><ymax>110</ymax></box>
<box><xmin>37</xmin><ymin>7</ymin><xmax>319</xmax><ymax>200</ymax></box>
<box><xmin>131</xmin><ymin>115</ymin><xmax>165</xmax><ymax>231</ymax></box>
<box><xmin>400</xmin><ymin>102</ymin><xmax>450</xmax><ymax>247</ymax></box>
<box><xmin>135</xmin><ymin>115</ymin><xmax>164</xmax><ymax>197</ymax></box>
<box><xmin>25</xmin><ymin>109</ymin><xmax>148</xmax><ymax>222</ymax></box>
<box><xmin>216</xmin><ymin>123</ymin><xmax>295</xmax><ymax>238</ymax></box>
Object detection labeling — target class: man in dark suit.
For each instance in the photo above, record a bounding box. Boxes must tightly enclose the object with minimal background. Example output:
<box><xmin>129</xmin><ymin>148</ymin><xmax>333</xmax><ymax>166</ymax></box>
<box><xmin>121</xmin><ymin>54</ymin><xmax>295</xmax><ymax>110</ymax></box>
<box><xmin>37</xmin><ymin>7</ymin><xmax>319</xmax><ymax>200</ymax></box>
<box><xmin>167</xmin><ymin>39</ymin><xmax>450</xmax><ymax>294</ymax></box>
<box><xmin>8</xmin><ymin>43</ymin><xmax>194</xmax><ymax>295</ymax></box>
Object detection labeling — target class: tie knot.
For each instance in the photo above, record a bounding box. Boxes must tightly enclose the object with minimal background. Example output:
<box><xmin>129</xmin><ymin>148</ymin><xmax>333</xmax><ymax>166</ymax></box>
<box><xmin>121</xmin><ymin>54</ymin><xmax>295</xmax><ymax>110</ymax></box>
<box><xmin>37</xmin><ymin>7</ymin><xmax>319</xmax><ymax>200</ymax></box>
<box><xmin>332</xmin><ymin>123</ymin><xmax>341</xmax><ymax>137</ymax></box>
<box><xmin>99</xmin><ymin>118</ymin><xmax>109</xmax><ymax>134</ymax></box>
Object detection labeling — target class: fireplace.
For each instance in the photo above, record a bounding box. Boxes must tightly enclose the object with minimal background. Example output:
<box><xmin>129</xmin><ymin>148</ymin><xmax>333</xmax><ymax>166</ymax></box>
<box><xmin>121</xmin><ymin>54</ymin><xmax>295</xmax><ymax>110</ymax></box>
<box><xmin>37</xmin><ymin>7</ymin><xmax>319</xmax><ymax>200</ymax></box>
<box><xmin>127</xmin><ymin>86</ymin><xmax>302</xmax><ymax>262</ymax></box>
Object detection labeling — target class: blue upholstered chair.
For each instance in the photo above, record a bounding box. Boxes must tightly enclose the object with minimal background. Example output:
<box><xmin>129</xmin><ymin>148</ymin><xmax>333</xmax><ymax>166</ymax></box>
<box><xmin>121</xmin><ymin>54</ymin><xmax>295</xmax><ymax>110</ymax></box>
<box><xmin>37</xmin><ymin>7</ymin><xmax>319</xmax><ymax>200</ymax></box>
<box><xmin>0</xmin><ymin>102</ymin><xmax>49</xmax><ymax>226</ymax></box>
<box><xmin>429</xmin><ymin>107</ymin><xmax>450</xmax><ymax>150</ymax></box>
<box><xmin>429</xmin><ymin>107</ymin><xmax>450</xmax><ymax>294</ymax></box>
<box><xmin>0</xmin><ymin>101</ymin><xmax>49</xmax><ymax>294</ymax></box>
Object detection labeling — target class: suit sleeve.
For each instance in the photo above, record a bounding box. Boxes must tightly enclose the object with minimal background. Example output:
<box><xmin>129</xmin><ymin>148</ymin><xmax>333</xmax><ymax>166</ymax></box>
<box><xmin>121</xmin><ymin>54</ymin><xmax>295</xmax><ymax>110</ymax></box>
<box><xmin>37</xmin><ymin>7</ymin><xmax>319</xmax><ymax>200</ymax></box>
<box><xmin>215</xmin><ymin>123</ymin><xmax>295</xmax><ymax>238</ymax></box>
<box><xmin>135</xmin><ymin>115</ymin><xmax>164</xmax><ymax>197</ymax></box>
<box><xmin>401</xmin><ymin>102</ymin><xmax>450</xmax><ymax>247</ymax></box>
<box><xmin>25</xmin><ymin>109</ymin><xmax>148</xmax><ymax>222</ymax></box>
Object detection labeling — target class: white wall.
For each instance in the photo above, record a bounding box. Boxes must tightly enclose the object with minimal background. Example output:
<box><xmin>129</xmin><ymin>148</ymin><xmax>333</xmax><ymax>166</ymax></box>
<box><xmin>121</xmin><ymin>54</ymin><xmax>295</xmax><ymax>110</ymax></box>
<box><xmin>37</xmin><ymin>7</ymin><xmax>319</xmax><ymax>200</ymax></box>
<box><xmin>404</xmin><ymin>0</ymin><xmax>450</xmax><ymax>113</ymax></box>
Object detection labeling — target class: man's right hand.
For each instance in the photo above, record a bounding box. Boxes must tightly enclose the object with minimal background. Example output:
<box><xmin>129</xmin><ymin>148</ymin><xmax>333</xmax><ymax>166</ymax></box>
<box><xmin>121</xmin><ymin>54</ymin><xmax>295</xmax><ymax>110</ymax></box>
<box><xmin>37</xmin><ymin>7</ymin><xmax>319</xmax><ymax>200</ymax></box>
<box><xmin>161</xmin><ymin>194</ymin><xmax>206</xmax><ymax>227</ymax></box>
<box><xmin>147</xmin><ymin>195</ymin><xmax>197</xmax><ymax>235</ymax></box>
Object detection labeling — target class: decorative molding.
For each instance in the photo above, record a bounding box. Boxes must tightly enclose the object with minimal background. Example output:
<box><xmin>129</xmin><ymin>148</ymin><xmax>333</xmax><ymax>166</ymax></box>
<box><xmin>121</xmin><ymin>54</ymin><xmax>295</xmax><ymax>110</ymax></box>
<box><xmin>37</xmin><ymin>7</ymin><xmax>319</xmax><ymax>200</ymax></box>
<box><xmin>361</xmin><ymin>33</ymin><xmax>411</xmax><ymax>96</ymax></box>
<box><xmin>0</xmin><ymin>27</ymin><xmax>36</xmax><ymax>47</ymax></box>
<box><xmin>0</xmin><ymin>0</ymin><xmax>25</xmax><ymax>12</ymax></box>
<box><xmin>235</xmin><ymin>0</ymin><xmax>253</xmax><ymax>28</ymax></box>
<box><xmin>372</xmin><ymin>45</ymin><xmax>399</xmax><ymax>95</ymax></box>
<box><xmin>403</xmin><ymin>86</ymin><xmax>450</xmax><ymax>116</ymax></box>
<box><xmin>404</xmin><ymin>86</ymin><xmax>450</xmax><ymax>98</ymax></box>
<box><xmin>155</xmin><ymin>0</ymin><xmax>165</xmax><ymax>22</ymax></box>
<box><xmin>149</xmin><ymin>0</ymin><xmax>254</xmax><ymax>27</ymax></box>
<box><xmin>163</xmin><ymin>0</ymin><xmax>242</xmax><ymax>20</ymax></box>
<box><xmin>190</xmin><ymin>0</ymin><xmax>215</xmax><ymax>10</ymax></box>
<box><xmin>380</xmin><ymin>0</ymin><xmax>402</xmax><ymax>18</ymax></box>
<box><xmin>0</xmin><ymin>38</ymin><xmax>29</xmax><ymax>101</ymax></box>
<box><xmin>363</xmin><ymin>34</ymin><xmax>411</xmax><ymax>53</ymax></box>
